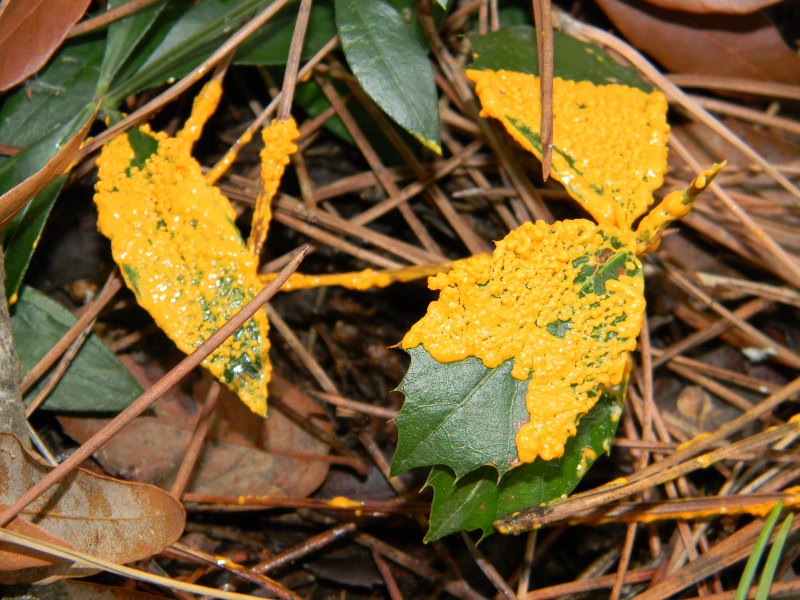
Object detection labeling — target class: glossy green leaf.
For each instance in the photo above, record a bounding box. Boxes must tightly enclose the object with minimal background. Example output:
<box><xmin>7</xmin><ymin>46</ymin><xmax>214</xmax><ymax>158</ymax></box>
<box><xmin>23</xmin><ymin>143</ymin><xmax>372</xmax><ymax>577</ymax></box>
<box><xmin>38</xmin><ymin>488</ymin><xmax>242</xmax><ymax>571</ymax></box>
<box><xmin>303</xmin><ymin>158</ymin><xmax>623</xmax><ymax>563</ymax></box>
<box><xmin>106</xmin><ymin>0</ymin><xmax>272</xmax><ymax>104</ymax></box>
<box><xmin>0</xmin><ymin>102</ymin><xmax>97</xmax><ymax>199</ymax></box>
<box><xmin>424</xmin><ymin>384</ymin><xmax>623</xmax><ymax>541</ymax></box>
<box><xmin>3</xmin><ymin>176</ymin><xmax>66</xmax><ymax>302</ymax></box>
<box><xmin>335</xmin><ymin>0</ymin><xmax>441</xmax><ymax>153</ymax></box>
<box><xmin>468</xmin><ymin>26</ymin><xmax>652</xmax><ymax>92</ymax></box>
<box><xmin>11</xmin><ymin>286</ymin><xmax>143</xmax><ymax>413</ymax></box>
<box><xmin>392</xmin><ymin>346</ymin><xmax>530</xmax><ymax>479</ymax></box>
<box><xmin>235</xmin><ymin>1</ymin><xmax>336</xmax><ymax>66</ymax></box>
<box><xmin>98</xmin><ymin>0</ymin><xmax>166</xmax><ymax>94</ymax></box>
<box><xmin>0</xmin><ymin>38</ymin><xmax>103</xmax><ymax>152</ymax></box>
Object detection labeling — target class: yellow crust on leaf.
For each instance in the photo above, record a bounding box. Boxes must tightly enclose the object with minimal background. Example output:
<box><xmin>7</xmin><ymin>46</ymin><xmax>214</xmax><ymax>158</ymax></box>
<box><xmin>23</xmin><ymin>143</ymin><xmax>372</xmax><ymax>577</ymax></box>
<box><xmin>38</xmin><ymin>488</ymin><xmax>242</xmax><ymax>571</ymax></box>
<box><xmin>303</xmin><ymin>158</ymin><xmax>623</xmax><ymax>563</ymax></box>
<box><xmin>466</xmin><ymin>69</ymin><xmax>669</xmax><ymax>231</ymax></box>
<box><xmin>402</xmin><ymin>220</ymin><xmax>645</xmax><ymax>463</ymax></box>
<box><xmin>94</xmin><ymin>81</ymin><xmax>270</xmax><ymax>416</ymax></box>
<box><xmin>248</xmin><ymin>117</ymin><xmax>299</xmax><ymax>256</ymax></box>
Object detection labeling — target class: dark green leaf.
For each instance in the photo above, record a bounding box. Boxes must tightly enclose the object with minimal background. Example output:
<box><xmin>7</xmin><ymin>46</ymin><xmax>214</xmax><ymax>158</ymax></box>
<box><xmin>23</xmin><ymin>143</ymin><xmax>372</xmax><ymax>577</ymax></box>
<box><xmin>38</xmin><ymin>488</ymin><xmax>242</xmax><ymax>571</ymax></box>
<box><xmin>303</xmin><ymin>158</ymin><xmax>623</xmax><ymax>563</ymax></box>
<box><xmin>235</xmin><ymin>1</ymin><xmax>336</xmax><ymax>66</ymax></box>
<box><xmin>468</xmin><ymin>26</ymin><xmax>652</xmax><ymax>92</ymax></box>
<box><xmin>126</xmin><ymin>127</ymin><xmax>160</xmax><ymax>171</ymax></box>
<box><xmin>392</xmin><ymin>345</ymin><xmax>530</xmax><ymax>479</ymax></box>
<box><xmin>424</xmin><ymin>385</ymin><xmax>623</xmax><ymax>541</ymax></box>
<box><xmin>11</xmin><ymin>286</ymin><xmax>143</xmax><ymax>412</ymax></box>
<box><xmin>335</xmin><ymin>0</ymin><xmax>441</xmax><ymax>153</ymax></box>
<box><xmin>294</xmin><ymin>80</ymin><xmax>352</xmax><ymax>143</ymax></box>
<box><xmin>3</xmin><ymin>176</ymin><xmax>67</xmax><ymax>302</ymax></box>
<box><xmin>98</xmin><ymin>0</ymin><xmax>166</xmax><ymax>94</ymax></box>
<box><xmin>106</xmin><ymin>0</ymin><xmax>272</xmax><ymax>104</ymax></box>
<box><xmin>0</xmin><ymin>38</ymin><xmax>103</xmax><ymax>151</ymax></box>
<box><xmin>0</xmin><ymin>102</ymin><xmax>97</xmax><ymax>198</ymax></box>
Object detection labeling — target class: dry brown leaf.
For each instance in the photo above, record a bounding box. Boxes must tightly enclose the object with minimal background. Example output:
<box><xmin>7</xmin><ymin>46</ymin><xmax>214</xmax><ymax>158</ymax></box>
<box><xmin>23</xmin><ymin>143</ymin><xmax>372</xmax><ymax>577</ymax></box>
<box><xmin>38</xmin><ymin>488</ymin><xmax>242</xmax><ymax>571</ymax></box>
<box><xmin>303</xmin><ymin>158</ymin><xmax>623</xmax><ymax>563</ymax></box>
<box><xmin>642</xmin><ymin>0</ymin><xmax>785</xmax><ymax>13</ymax></box>
<box><xmin>0</xmin><ymin>105</ymin><xmax>96</xmax><ymax>227</ymax></box>
<box><xmin>0</xmin><ymin>509</ymin><xmax>75</xmax><ymax>571</ymax></box>
<box><xmin>59</xmin><ymin>371</ymin><xmax>331</xmax><ymax>498</ymax></box>
<box><xmin>62</xmin><ymin>580</ymin><xmax>168</xmax><ymax>599</ymax></box>
<box><xmin>596</xmin><ymin>0</ymin><xmax>800</xmax><ymax>84</ymax></box>
<box><xmin>0</xmin><ymin>433</ymin><xmax>185</xmax><ymax>585</ymax></box>
<box><xmin>0</xmin><ymin>0</ymin><xmax>91</xmax><ymax>91</ymax></box>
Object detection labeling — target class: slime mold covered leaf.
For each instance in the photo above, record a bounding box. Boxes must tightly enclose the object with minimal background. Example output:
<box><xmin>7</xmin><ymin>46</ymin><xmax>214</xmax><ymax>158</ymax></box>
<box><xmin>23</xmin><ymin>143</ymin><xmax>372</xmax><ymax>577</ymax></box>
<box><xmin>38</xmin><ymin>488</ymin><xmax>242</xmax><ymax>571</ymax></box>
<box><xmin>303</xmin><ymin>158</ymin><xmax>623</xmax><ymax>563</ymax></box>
<box><xmin>394</xmin><ymin>219</ymin><xmax>644</xmax><ymax>476</ymax></box>
<box><xmin>94</xmin><ymin>81</ymin><xmax>271</xmax><ymax>415</ymax></box>
<box><xmin>390</xmin><ymin>26</ymin><xmax>724</xmax><ymax>539</ymax></box>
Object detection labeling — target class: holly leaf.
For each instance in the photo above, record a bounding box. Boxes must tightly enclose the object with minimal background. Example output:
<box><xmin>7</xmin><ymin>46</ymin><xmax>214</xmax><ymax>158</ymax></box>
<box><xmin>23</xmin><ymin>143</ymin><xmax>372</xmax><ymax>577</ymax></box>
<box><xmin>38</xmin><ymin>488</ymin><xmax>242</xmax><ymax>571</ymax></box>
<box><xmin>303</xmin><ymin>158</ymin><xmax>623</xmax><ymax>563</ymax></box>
<box><xmin>94</xmin><ymin>82</ymin><xmax>271</xmax><ymax>416</ymax></box>
<box><xmin>424</xmin><ymin>383</ymin><xmax>623</xmax><ymax>541</ymax></box>
<box><xmin>466</xmin><ymin>27</ymin><xmax>668</xmax><ymax>230</ymax></box>
<box><xmin>394</xmin><ymin>220</ymin><xmax>645</xmax><ymax>475</ymax></box>
<box><xmin>392</xmin><ymin>346</ymin><xmax>530</xmax><ymax>479</ymax></box>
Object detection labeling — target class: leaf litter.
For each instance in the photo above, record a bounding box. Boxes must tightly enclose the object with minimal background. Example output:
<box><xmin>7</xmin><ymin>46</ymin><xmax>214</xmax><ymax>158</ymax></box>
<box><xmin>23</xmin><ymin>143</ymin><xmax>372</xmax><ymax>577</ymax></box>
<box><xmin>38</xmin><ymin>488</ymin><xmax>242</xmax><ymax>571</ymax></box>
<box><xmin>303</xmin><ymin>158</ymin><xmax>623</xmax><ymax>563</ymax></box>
<box><xmin>4</xmin><ymin>1</ymin><xmax>800</xmax><ymax>598</ymax></box>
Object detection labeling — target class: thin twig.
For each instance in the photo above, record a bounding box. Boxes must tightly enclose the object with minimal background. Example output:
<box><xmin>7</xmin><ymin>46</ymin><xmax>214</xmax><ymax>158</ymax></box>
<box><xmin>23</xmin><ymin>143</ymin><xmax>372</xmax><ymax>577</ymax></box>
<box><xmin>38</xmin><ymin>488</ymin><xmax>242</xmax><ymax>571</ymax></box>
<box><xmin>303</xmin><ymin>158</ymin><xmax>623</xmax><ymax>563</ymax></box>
<box><xmin>170</xmin><ymin>381</ymin><xmax>220</xmax><ymax>498</ymax></box>
<box><xmin>532</xmin><ymin>0</ymin><xmax>553</xmax><ymax>180</ymax></box>
<box><xmin>167</xmin><ymin>542</ymin><xmax>301</xmax><ymax>600</ymax></box>
<box><xmin>461</xmin><ymin>532</ymin><xmax>518</xmax><ymax>600</ymax></box>
<box><xmin>67</xmin><ymin>0</ymin><xmax>161</xmax><ymax>38</ymax></box>
<box><xmin>277</xmin><ymin>0</ymin><xmax>312</xmax><ymax>120</ymax></box>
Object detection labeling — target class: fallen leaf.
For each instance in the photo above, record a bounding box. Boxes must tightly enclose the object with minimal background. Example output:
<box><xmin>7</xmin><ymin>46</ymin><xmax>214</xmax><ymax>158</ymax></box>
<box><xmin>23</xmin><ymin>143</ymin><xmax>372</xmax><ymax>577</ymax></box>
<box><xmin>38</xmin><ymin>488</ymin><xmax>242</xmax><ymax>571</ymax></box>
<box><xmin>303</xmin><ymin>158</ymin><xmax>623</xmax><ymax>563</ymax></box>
<box><xmin>641</xmin><ymin>0</ymin><xmax>784</xmax><ymax>14</ymax></box>
<box><xmin>596</xmin><ymin>0</ymin><xmax>800</xmax><ymax>84</ymax></box>
<box><xmin>59</xmin><ymin>372</ymin><xmax>331</xmax><ymax>498</ymax></box>
<box><xmin>0</xmin><ymin>433</ymin><xmax>185</xmax><ymax>584</ymax></box>
<box><xmin>0</xmin><ymin>0</ymin><xmax>91</xmax><ymax>91</ymax></box>
<box><xmin>94</xmin><ymin>82</ymin><xmax>271</xmax><ymax>416</ymax></box>
<box><xmin>0</xmin><ymin>511</ymin><xmax>75</xmax><ymax>571</ymax></box>
<box><xmin>63</xmin><ymin>580</ymin><xmax>168</xmax><ymax>599</ymax></box>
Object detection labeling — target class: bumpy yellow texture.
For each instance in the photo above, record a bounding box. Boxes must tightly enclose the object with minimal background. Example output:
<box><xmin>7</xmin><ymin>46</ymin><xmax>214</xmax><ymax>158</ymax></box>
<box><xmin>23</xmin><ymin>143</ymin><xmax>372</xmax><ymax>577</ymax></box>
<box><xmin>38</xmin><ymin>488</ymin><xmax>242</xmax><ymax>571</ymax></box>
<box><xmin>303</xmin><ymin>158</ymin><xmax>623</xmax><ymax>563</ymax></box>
<box><xmin>634</xmin><ymin>162</ymin><xmax>726</xmax><ymax>253</ymax></box>
<box><xmin>94</xmin><ymin>80</ymin><xmax>271</xmax><ymax>416</ymax></box>
<box><xmin>402</xmin><ymin>220</ymin><xmax>645</xmax><ymax>463</ymax></box>
<box><xmin>264</xmin><ymin>262</ymin><xmax>457</xmax><ymax>292</ymax></box>
<box><xmin>466</xmin><ymin>69</ymin><xmax>669</xmax><ymax>231</ymax></box>
<box><xmin>248</xmin><ymin>118</ymin><xmax>299</xmax><ymax>255</ymax></box>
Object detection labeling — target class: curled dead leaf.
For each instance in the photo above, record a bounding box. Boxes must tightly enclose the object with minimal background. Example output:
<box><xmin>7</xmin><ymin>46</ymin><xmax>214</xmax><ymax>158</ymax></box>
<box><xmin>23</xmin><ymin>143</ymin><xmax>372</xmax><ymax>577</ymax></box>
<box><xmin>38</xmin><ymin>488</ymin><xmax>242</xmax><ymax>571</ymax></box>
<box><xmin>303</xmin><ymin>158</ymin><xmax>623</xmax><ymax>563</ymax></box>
<box><xmin>0</xmin><ymin>433</ymin><xmax>185</xmax><ymax>585</ymax></box>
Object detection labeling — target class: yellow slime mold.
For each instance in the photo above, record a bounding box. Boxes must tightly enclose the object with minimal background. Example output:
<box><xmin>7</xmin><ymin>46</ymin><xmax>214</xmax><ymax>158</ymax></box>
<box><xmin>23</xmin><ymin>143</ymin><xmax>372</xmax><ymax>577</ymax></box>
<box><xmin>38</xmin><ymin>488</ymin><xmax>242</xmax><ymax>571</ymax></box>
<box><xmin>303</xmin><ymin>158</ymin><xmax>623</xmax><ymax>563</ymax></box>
<box><xmin>402</xmin><ymin>220</ymin><xmax>645</xmax><ymax>463</ymax></box>
<box><xmin>94</xmin><ymin>80</ymin><xmax>270</xmax><ymax>416</ymax></box>
<box><xmin>466</xmin><ymin>69</ymin><xmax>669</xmax><ymax>231</ymax></box>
